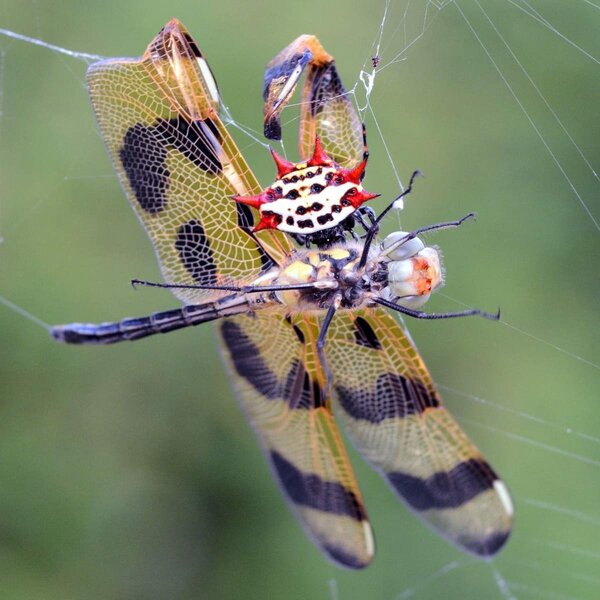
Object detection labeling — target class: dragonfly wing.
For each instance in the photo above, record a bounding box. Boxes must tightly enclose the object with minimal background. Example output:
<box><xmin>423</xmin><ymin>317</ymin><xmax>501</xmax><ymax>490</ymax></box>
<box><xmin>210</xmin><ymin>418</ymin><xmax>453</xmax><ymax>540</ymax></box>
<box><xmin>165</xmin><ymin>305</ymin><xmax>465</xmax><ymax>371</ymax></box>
<box><xmin>218</xmin><ymin>311</ymin><xmax>374</xmax><ymax>569</ymax></box>
<box><xmin>263</xmin><ymin>35</ymin><xmax>364</xmax><ymax>167</ymax></box>
<box><xmin>87</xmin><ymin>19</ymin><xmax>292</xmax><ymax>304</ymax></box>
<box><xmin>326</xmin><ymin>308</ymin><xmax>513</xmax><ymax>557</ymax></box>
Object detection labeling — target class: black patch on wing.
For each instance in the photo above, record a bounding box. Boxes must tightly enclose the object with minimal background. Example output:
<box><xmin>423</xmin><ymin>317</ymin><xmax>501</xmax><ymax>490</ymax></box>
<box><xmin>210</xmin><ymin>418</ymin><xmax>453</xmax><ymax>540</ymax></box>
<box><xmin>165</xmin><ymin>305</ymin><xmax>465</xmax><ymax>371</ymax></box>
<box><xmin>121</xmin><ymin>115</ymin><xmax>272</xmax><ymax>272</ymax></box>
<box><xmin>285</xmin><ymin>316</ymin><xmax>306</xmax><ymax>345</ymax></box>
<box><xmin>221</xmin><ymin>320</ymin><xmax>323</xmax><ymax>408</ymax></box>
<box><xmin>353</xmin><ymin>316</ymin><xmax>381</xmax><ymax>350</ymax></box>
<box><xmin>257</xmin><ymin>248</ymin><xmax>276</xmax><ymax>273</ymax></box>
<box><xmin>182</xmin><ymin>32</ymin><xmax>203</xmax><ymax>58</ymax></box>
<box><xmin>234</xmin><ymin>206</ymin><xmax>274</xmax><ymax>273</ymax></box>
<box><xmin>120</xmin><ymin>116</ymin><xmax>223</xmax><ymax>213</ymax></box>
<box><xmin>156</xmin><ymin>116</ymin><xmax>222</xmax><ymax>174</ymax></box>
<box><xmin>323</xmin><ymin>544</ymin><xmax>369</xmax><ymax>569</ymax></box>
<box><xmin>463</xmin><ymin>530</ymin><xmax>511</xmax><ymax>557</ymax></box>
<box><xmin>175</xmin><ymin>220</ymin><xmax>218</xmax><ymax>285</ymax></box>
<box><xmin>270</xmin><ymin>451</ymin><xmax>366</xmax><ymax>521</ymax></box>
<box><xmin>149</xmin><ymin>27</ymin><xmax>169</xmax><ymax>60</ymax></box>
<box><xmin>293</xmin><ymin>325</ymin><xmax>305</xmax><ymax>344</ymax></box>
<box><xmin>235</xmin><ymin>202</ymin><xmax>254</xmax><ymax>231</ymax></box>
<box><xmin>336</xmin><ymin>373</ymin><xmax>440</xmax><ymax>423</ymax></box>
<box><xmin>262</xmin><ymin>49</ymin><xmax>312</xmax><ymax>101</ymax></box>
<box><xmin>264</xmin><ymin>116</ymin><xmax>282</xmax><ymax>141</ymax></box>
<box><xmin>120</xmin><ymin>123</ymin><xmax>170</xmax><ymax>214</ymax></box>
<box><xmin>221</xmin><ymin>320</ymin><xmax>278</xmax><ymax>400</ymax></box>
<box><xmin>308</xmin><ymin>63</ymin><xmax>346</xmax><ymax>117</ymax></box>
<box><xmin>387</xmin><ymin>459</ymin><xmax>497</xmax><ymax>511</ymax></box>
<box><xmin>280</xmin><ymin>359</ymin><xmax>326</xmax><ymax>409</ymax></box>
<box><xmin>263</xmin><ymin>49</ymin><xmax>312</xmax><ymax>140</ymax></box>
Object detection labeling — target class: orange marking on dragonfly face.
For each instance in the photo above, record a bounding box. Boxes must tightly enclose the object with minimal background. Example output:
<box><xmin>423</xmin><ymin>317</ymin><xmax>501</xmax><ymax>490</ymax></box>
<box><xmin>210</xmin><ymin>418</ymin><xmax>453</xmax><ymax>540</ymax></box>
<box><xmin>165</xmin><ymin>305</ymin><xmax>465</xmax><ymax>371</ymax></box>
<box><xmin>412</xmin><ymin>256</ymin><xmax>435</xmax><ymax>295</ymax></box>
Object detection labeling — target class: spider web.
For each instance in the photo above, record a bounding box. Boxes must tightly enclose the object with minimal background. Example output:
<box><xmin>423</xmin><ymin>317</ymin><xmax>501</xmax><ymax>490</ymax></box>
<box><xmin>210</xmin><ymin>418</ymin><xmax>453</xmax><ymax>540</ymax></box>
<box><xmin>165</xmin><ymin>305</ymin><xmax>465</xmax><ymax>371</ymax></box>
<box><xmin>0</xmin><ymin>1</ymin><xmax>598</xmax><ymax>599</ymax></box>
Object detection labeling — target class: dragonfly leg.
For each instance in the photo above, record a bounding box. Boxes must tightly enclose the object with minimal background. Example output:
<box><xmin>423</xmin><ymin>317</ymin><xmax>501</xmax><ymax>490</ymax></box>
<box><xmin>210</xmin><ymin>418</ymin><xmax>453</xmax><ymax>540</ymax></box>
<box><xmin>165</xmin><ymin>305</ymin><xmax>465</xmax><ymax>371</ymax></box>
<box><xmin>375</xmin><ymin>297</ymin><xmax>500</xmax><ymax>321</ymax></box>
<box><xmin>130</xmin><ymin>278</ymin><xmax>331</xmax><ymax>294</ymax></box>
<box><xmin>316</xmin><ymin>293</ymin><xmax>343</xmax><ymax>400</ymax></box>
<box><xmin>359</xmin><ymin>170</ymin><xmax>422</xmax><ymax>268</ymax></box>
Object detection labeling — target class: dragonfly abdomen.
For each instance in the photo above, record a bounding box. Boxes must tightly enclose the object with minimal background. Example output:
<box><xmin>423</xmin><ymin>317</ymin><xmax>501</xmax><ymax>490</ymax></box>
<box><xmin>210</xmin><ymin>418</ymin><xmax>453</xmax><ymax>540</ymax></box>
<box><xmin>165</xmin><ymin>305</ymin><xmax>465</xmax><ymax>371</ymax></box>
<box><xmin>51</xmin><ymin>294</ymin><xmax>254</xmax><ymax>345</ymax></box>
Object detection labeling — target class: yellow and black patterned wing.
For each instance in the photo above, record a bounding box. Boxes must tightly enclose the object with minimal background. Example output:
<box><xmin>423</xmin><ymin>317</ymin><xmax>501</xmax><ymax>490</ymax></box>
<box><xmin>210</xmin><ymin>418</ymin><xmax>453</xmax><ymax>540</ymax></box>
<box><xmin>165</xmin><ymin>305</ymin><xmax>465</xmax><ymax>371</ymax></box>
<box><xmin>219</xmin><ymin>311</ymin><xmax>375</xmax><ymax>569</ymax></box>
<box><xmin>326</xmin><ymin>308</ymin><xmax>513</xmax><ymax>557</ymax></box>
<box><xmin>87</xmin><ymin>19</ymin><xmax>291</xmax><ymax>304</ymax></box>
<box><xmin>263</xmin><ymin>35</ymin><xmax>364</xmax><ymax>167</ymax></box>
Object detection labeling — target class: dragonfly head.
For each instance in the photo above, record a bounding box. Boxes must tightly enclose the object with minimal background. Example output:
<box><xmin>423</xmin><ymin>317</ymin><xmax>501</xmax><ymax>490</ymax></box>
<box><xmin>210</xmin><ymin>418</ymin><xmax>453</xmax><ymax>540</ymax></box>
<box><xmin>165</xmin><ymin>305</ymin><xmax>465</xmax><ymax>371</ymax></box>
<box><xmin>379</xmin><ymin>232</ymin><xmax>444</xmax><ymax>308</ymax></box>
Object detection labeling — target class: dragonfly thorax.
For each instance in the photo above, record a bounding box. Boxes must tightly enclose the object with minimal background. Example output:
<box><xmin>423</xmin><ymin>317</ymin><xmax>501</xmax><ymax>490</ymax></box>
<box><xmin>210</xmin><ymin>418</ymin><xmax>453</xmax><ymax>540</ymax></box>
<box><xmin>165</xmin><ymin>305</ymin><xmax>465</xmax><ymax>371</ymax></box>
<box><xmin>275</xmin><ymin>246</ymin><xmax>370</xmax><ymax>311</ymax></box>
<box><xmin>271</xmin><ymin>232</ymin><xmax>444</xmax><ymax>313</ymax></box>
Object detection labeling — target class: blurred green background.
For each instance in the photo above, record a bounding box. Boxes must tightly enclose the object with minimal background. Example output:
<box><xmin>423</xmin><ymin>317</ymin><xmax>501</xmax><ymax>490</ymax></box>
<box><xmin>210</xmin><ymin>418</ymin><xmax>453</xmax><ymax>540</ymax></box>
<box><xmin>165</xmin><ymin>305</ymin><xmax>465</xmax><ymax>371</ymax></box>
<box><xmin>1</xmin><ymin>1</ymin><xmax>598</xmax><ymax>599</ymax></box>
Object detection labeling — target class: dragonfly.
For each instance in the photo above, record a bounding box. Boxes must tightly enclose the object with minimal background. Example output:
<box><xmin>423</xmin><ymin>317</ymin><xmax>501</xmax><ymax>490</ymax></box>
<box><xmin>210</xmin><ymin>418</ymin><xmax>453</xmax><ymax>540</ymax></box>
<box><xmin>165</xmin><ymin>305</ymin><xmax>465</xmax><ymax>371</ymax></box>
<box><xmin>51</xmin><ymin>20</ymin><xmax>513</xmax><ymax>568</ymax></box>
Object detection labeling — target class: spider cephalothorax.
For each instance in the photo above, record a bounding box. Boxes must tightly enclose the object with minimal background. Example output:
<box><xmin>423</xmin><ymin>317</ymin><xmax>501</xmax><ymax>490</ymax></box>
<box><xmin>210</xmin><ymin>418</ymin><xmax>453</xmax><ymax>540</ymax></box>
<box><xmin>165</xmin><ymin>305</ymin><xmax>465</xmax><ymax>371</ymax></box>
<box><xmin>232</xmin><ymin>137</ymin><xmax>379</xmax><ymax>245</ymax></box>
